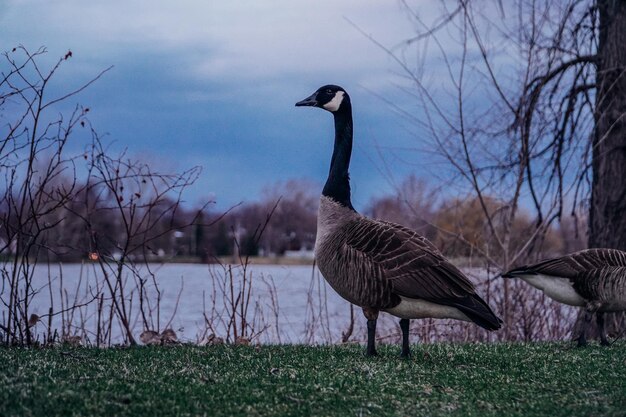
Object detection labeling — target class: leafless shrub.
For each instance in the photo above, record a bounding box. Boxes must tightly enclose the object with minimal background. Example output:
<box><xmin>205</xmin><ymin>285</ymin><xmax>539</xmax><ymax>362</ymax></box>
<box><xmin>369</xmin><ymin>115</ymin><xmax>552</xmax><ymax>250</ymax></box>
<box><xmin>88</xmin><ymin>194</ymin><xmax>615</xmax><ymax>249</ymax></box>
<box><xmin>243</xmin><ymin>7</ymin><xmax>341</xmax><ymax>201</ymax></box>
<box><xmin>64</xmin><ymin>130</ymin><xmax>216</xmax><ymax>346</ymax></box>
<box><xmin>303</xmin><ymin>263</ymin><xmax>335</xmax><ymax>344</ymax></box>
<box><xmin>0</xmin><ymin>46</ymin><xmax>214</xmax><ymax>347</ymax></box>
<box><xmin>0</xmin><ymin>46</ymin><xmax>110</xmax><ymax>345</ymax></box>
<box><xmin>200</xmin><ymin>203</ymin><xmax>280</xmax><ymax>344</ymax></box>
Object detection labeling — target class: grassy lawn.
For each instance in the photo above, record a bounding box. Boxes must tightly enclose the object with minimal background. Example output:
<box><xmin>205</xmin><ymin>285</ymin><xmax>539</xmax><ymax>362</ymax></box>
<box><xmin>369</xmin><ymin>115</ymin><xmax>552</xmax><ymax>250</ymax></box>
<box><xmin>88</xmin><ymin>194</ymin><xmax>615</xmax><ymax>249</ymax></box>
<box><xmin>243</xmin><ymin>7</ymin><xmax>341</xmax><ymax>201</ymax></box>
<box><xmin>1</xmin><ymin>342</ymin><xmax>625</xmax><ymax>416</ymax></box>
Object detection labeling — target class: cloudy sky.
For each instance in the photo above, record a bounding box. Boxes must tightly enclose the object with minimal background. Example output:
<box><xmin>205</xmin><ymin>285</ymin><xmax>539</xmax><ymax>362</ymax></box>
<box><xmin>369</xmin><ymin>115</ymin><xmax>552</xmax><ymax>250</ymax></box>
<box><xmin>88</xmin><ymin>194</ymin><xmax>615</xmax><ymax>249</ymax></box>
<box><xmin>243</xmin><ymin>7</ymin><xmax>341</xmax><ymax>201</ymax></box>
<box><xmin>1</xmin><ymin>1</ymin><xmax>450</xmax><ymax>210</ymax></box>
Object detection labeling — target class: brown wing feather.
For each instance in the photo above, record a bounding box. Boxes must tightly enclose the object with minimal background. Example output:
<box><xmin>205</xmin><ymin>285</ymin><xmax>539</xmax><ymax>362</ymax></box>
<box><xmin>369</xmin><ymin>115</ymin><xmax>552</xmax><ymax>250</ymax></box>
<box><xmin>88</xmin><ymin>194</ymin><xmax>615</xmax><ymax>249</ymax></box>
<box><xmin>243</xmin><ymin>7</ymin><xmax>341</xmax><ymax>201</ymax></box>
<box><xmin>573</xmin><ymin>266</ymin><xmax>626</xmax><ymax>302</ymax></box>
<box><xmin>503</xmin><ymin>248</ymin><xmax>626</xmax><ymax>278</ymax></box>
<box><xmin>343</xmin><ymin>218</ymin><xmax>476</xmax><ymax>301</ymax></box>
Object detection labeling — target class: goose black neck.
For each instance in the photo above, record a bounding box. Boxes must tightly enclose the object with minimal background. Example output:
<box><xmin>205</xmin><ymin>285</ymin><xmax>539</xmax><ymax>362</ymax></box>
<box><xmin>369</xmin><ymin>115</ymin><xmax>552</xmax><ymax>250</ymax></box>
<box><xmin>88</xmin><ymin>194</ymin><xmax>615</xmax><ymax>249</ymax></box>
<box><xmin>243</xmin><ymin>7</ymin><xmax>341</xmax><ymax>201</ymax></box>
<box><xmin>322</xmin><ymin>106</ymin><xmax>354</xmax><ymax>210</ymax></box>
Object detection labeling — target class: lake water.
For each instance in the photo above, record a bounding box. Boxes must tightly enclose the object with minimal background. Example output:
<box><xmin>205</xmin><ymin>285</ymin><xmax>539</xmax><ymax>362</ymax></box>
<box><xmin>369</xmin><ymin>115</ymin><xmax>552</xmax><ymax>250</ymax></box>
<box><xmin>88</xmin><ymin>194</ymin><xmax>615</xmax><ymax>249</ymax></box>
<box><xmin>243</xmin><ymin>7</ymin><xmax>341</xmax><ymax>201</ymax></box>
<box><xmin>3</xmin><ymin>262</ymin><xmax>364</xmax><ymax>345</ymax></box>
<box><xmin>2</xmin><ymin>262</ymin><xmax>577</xmax><ymax>345</ymax></box>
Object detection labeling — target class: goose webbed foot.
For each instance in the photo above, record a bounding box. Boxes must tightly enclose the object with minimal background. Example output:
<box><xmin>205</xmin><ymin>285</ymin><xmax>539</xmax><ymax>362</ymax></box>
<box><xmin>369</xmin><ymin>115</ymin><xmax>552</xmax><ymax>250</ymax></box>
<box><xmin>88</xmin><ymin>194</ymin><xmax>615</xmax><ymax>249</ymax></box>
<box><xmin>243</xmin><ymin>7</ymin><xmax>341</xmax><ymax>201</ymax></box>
<box><xmin>399</xmin><ymin>318</ymin><xmax>411</xmax><ymax>358</ymax></box>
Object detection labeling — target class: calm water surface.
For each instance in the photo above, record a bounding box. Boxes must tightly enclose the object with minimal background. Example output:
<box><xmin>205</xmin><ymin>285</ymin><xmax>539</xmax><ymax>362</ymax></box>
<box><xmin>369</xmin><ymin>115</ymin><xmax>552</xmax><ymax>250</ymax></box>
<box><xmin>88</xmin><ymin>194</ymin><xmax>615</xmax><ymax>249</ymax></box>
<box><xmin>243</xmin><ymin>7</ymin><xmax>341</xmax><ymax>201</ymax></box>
<box><xmin>5</xmin><ymin>262</ymin><xmax>357</xmax><ymax>344</ymax></box>
<box><xmin>7</xmin><ymin>262</ymin><xmax>561</xmax><ymax>345</ymax></box>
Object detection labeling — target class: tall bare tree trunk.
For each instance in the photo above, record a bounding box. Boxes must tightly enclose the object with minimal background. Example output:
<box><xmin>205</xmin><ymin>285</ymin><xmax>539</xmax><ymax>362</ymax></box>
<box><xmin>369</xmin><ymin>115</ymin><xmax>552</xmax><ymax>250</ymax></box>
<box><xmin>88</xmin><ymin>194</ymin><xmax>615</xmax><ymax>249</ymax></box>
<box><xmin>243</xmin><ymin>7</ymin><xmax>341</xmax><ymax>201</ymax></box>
<box><xmin>590</xmin><ymin>1</ymin><xmax>626</xmax><ymax>247</ymax></box>
<box><xmin>583</xmin><ymin>0</ymin><xmax>626</xmax><ymax>339</ymax></box>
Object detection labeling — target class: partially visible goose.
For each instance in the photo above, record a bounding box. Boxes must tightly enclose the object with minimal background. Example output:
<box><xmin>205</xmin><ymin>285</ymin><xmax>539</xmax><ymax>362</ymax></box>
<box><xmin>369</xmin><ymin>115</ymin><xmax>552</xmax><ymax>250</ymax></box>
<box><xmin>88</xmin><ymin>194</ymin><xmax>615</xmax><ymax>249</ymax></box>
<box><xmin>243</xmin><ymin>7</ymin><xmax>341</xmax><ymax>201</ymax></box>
<box><xmin>502</xmin><ymin>248</ymin><xmax>626</xmax><ymax>346</ymax></box>
<box><xmin>296</xmin><ymin>85</ymin><xmax>502</xmax><ymax>357</ymax></box>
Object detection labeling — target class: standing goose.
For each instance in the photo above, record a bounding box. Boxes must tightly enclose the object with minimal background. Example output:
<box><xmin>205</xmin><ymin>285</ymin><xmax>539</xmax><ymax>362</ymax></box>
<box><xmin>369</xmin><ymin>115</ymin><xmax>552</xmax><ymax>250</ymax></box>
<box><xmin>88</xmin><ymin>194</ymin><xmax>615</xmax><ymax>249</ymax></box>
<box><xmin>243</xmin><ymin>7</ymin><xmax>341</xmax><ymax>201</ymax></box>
<box><xmin>502</xmin><ymin>248</ymin><xmax>626</xmax><ymax>346</ymax></box>
<box><xmin>296</xmin><ymin>85</ymin><xmax>502</xmax><ymax>357</ymax></box>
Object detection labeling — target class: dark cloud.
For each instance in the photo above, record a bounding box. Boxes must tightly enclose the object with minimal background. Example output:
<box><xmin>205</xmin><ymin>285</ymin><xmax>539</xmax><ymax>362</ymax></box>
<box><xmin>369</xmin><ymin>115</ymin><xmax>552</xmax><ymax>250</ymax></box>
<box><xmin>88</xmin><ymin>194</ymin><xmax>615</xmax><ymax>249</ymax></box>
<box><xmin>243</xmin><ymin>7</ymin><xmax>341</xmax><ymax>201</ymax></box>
<box><xmin>1</xmin><ymin>1</ymin><xmax>438</xmax><ymax>209</ymax></box>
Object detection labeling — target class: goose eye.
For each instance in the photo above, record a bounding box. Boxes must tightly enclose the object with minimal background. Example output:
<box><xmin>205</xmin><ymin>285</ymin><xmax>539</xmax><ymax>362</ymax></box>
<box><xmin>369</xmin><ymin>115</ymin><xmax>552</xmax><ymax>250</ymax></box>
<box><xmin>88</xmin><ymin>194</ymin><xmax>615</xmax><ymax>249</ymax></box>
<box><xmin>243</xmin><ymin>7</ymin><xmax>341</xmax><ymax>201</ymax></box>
<box><xmin>326</xmin><ymin>89</ymin><xmax>333</xmax><ymax>94</ymax></box>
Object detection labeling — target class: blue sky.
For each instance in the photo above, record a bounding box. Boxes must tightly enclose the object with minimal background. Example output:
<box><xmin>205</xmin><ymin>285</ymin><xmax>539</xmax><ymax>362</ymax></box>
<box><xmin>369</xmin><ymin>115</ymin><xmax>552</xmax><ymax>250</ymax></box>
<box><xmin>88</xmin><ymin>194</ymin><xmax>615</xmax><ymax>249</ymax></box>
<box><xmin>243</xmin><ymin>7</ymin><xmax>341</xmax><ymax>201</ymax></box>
<box><xmin>1</xmin><ymin>1</ymin><xmax>452</xmax><ymax>211</ymax></box>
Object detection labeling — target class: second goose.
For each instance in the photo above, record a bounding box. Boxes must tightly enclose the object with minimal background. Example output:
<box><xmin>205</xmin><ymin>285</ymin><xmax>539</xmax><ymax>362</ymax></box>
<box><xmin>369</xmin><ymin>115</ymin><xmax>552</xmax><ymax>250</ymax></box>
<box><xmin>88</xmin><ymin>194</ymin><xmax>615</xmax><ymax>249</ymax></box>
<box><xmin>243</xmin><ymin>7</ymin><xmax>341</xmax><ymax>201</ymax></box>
<box><xmin>296</xmin><ymin>85</ymin><xmax>502</xmax><ymax>357</ymax></box>
<box><xmin>502</xmin><ymin>248</ymin><xmax>626</xmax><ymax>346</ymax></box>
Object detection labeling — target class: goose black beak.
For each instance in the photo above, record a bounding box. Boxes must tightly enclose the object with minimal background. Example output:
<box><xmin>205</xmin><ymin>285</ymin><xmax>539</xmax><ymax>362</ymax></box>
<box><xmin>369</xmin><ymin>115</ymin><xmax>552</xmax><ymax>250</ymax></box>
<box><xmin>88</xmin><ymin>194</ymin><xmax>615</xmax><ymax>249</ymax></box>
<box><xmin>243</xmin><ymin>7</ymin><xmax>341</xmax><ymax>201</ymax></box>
<box><xmin>295</xmin><ymin>93</ymin><xmax>318</xmax><ymax>107</ymax></box>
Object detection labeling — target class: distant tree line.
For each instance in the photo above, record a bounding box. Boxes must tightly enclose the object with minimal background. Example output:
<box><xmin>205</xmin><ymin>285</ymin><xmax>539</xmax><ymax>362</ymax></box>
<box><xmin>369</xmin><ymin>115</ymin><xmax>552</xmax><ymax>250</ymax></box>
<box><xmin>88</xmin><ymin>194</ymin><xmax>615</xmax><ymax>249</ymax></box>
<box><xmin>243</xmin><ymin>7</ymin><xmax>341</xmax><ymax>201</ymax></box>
<box><xmin>1</xmin><ymin>173</ymin><xmax>587</xmax><ymax>264</ymax></box>
<box><xmin>205</xmin><ymin>174</ymin><xmax>584</xmax><ymax>263</ymax></box>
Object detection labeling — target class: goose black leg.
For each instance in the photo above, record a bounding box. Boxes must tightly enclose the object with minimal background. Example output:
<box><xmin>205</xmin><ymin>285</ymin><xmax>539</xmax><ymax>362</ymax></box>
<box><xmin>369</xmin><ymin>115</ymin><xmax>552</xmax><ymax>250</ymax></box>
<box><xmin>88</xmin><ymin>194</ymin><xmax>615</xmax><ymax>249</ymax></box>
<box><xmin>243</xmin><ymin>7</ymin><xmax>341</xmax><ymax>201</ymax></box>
<box><xmin>399</xmin><ymin>318</ymin><xmax>411</xmax><ymax>358</ymax></box>
<box><xmin>366</xmin><ymin>319</ymin><xmax>378</xmax><ymax>356</ymax></box>
<box><xmin>363</xmin><ymin>307</ymin><xmax>379</xmax><ymax>357</ymax></box>
<box><xmin>596</xmin><ymin>312</ymin><xmax>610</xmax><ymax>346</ymax></box>
<box><xmin>576</xmin><ymin>309</ymin><xmax>592</xmax><ymax>347</ymax></box>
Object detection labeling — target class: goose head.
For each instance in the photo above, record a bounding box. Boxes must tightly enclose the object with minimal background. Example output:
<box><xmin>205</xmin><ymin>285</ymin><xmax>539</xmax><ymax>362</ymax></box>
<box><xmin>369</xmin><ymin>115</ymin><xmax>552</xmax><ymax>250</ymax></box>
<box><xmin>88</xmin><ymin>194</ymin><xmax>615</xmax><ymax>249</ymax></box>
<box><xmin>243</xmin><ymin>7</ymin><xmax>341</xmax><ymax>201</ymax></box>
<box><xmin>295</xmin><ymin>85</ymin><xmax>350</xmax><ymax>113</ymax></box>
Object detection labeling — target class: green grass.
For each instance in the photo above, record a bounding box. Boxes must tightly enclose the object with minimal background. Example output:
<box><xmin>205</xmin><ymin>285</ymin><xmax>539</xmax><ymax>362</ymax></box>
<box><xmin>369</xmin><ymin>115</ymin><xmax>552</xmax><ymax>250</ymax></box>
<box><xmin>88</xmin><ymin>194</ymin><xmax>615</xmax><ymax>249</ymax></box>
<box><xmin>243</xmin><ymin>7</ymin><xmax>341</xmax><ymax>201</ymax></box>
<box><xmin>1</xmin><ymin>342</ymin><xmax>625</xmax><ymax>416</ymax></box>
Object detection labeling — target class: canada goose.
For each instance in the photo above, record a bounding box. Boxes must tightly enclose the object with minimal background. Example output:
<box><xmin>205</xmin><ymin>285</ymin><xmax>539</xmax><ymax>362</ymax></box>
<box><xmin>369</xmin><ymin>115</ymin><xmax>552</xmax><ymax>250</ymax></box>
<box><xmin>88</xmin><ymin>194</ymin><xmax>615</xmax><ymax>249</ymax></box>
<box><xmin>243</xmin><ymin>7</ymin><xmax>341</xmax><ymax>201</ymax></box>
<box><xmin>502</xmin><ymin>248</ymin><xmax>626</xmax><ymax>346</ymax></box>
<box><xmin>295</xmin><ymin>85</ymin><xmax>502</xmax><ymax>357</ymax></box>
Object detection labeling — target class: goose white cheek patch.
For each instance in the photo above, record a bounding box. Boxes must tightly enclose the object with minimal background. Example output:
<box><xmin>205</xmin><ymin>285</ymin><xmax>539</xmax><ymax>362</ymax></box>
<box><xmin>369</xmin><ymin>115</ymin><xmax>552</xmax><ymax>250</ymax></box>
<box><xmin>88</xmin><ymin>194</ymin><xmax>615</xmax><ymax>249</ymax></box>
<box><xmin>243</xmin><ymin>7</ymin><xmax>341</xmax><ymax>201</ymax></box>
<box><xmin>322</xmin><ymin>91</ymin><xmax>345</xmax><ymax>112</ymax></box>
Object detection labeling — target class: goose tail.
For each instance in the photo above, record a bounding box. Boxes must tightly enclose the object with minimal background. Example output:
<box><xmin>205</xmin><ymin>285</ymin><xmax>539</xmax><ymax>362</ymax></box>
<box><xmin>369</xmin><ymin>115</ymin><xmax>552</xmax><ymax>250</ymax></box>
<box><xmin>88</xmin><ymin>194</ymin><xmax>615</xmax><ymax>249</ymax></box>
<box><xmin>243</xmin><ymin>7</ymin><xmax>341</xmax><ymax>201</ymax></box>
<box><xmin>450</xmin><ymin>295</ymin><xmax>503</xmax><ymax>331</ymax></box>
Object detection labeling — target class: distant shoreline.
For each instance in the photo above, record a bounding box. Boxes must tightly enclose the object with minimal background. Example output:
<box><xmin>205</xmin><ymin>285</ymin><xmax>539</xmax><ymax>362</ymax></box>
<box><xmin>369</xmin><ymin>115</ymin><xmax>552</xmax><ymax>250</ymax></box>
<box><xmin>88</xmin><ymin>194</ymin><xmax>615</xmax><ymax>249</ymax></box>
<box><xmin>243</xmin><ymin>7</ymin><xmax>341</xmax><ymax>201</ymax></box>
<box><xmin>150</xmin><ymin>255</ymin><xmax>315</xmax><ymax>266</ymax></box>
<box><xmin>212</xmin><ymin>256</ymin><xmax>315</xmax><ymax>266</ymax></box>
